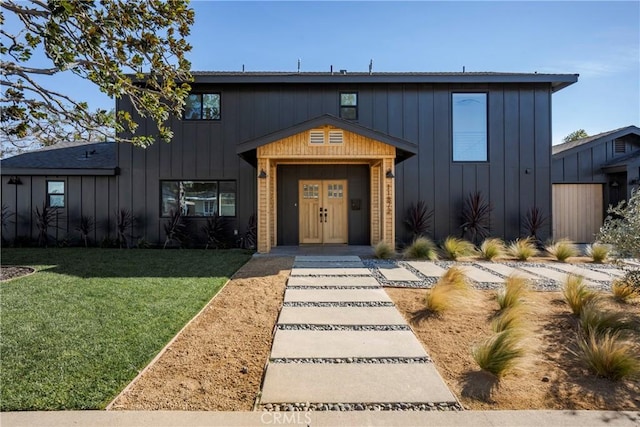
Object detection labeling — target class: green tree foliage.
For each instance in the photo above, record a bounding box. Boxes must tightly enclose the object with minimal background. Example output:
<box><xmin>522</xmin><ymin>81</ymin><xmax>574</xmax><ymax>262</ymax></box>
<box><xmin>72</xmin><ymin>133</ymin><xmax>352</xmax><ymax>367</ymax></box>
<box><xmin>0</xmin><ymin>1</ymin><xmax>194</xmax><ymax>148</ymax></box>
<box><xmin>563</xmin><ymin>129</ymin><xmax>589</xmax><ymax>143</ymax></box>
<box><xmin>597</xmin><ymin>190</ymin><xmax>640</xmax><ymax>258</ymax></box>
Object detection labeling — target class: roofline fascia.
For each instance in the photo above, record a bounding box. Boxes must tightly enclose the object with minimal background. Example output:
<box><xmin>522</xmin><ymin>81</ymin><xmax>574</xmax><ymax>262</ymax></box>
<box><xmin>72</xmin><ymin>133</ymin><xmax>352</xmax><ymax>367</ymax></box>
<box><xmin>552</xmin><ymin>126</ymin><xmax>640</xmax><ymax>159</ymax></box>
<box><xmin>1</xmin><ymin>168</ymin><xmax>118</xmax><ymax>176</ymax></box>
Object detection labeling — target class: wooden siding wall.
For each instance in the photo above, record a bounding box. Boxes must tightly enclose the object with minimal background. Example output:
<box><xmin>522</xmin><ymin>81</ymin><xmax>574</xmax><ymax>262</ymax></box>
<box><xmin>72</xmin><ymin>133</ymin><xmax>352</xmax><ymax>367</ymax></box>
<box><xmin>552</xmin><ymin>184</ymin><xmax>603</xmax><ymax>242</ymax></box>
<box><xmin>1</xmin><ymin>175</ymin><xmax>117</xmax><ymax>244</ymax></box>
<box><xmin>117</xmin><ymin>82</ymin><xmax>554</xmax><ymax>244</ymax></box>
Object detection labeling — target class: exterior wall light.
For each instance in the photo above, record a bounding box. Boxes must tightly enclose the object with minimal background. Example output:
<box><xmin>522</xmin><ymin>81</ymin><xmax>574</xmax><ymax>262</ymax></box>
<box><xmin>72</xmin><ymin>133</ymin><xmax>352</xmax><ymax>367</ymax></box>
<box><xmin>8</xmin><ymin>176</ymin><xmax>22</xmax><ymax>185</ymax></box>
<box><xmin>258</xmin><ymin>169</ymin><xmax>267</xmax><ymax>179</ymax></box>
<box><xmin>386</xmin><ymin>169</ymin><xmax>394</xmax><ymax>179</ymax></box>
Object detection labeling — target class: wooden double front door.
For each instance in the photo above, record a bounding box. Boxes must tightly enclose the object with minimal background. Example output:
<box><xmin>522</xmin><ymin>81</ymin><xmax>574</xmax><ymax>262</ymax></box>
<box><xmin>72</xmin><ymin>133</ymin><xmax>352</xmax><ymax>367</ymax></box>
<box><xmin>299</xmin><ymin>180</ymin><xmax>348</xmax><ymax>244</ymax></box>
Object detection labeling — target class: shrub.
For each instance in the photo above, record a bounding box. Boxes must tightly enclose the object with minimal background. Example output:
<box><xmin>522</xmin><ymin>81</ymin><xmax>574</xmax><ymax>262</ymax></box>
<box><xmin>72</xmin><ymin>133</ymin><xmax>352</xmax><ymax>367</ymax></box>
<box><xmin>479</xmin><ymin>238</ymin><xmax>506</xmax><ymax>261</ymax></box>
<box><xmin>403</xmin><ymin>237</ymin><xmax>438</xmax><ymax>260</ymax></box>
<box><xmin>374</xmin><ymin>241</ymin><xmax>395</xmax><ymax>259</ymax></box>
<box><xmin>579</xmin><ymin>303</ymin><xmax>634</xmax><ymax>337</ymax></box>
<box><xmin>612</xmin><ymin>270</ymin><xmax>640</xmax><ymax>303</ymax></box>
<box><xmin>586</xmin><ymin>243</ymin><xmax>610</xmax><ymax>263</ymax></box>
<box><xmin>75</xmin><ymin>215</ymin><xmax>95</xmax><ymax>248</ymax></box>
<box><xmin>404</xmin><ymin>201</ymin><xmax>433</xmax><ymax>240</ymax></box>
<box><xmin>596</xmin><ymin>189</ymin><xmax>640</xmax><ymax>258</ymax></box>
<box><xmin>546</xmin><ymin>239</ymin><xmax>580</xmax><ymax>262</ymax></box>
<box><xmin>507</xmin><ymin>237</ymin><xmax>538</xmax><ymax>261</ymax></box>
<box><xmin>460</xmin><ymin>191</ymin><xmax>492</xmax><ymax>245</ymax></box>
<box><xmin>497</xmin><ymin>275</ymin><xmax>529</xmax><ymax>311</ymax></box>
<box><xmin>577</xmin><ymin>330</ymin><xmax>640</xmax><ymax>380</ymax></box>
<box><xmin>441</xmin><ymin>236</ymin><xmax>475</xmax><ymax>260</ymax></box>
<box><xmin>472</xmin><ymin>329</ymin><xmax>525</xmax><ymax>378</ymax></box>
<box><xmin>522</xmin><ymin>206</ymin><xmax>548</xmax><ymax>246</ymax></box>
<box><xmin>492</xmin><ymin>307</ymin><xmax>525</xmax><ymax>333</ymax></box>
<box><xmin>563</xmin><ymin>274</ymin><xmax>599</xmax><ymax>316</ymax></box>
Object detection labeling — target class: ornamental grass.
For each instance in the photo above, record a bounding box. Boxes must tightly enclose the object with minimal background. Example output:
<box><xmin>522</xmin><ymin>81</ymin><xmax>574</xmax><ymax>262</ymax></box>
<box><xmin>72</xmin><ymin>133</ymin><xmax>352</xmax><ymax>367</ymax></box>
<box><xmin>441</xmin><ymin>236</ymin><xmax>476</xmax><ymax>261</ymax></box>
<box><xmin>403</xmin><ymin>236</ymin><xmax>439</xmax><ymax>260</ymax></box>
<box><xmin>563</xmin><ymin>274</ymin><xmax>599</xmax><ymax>316</ymax></box>
<box><xmin>373</xmin><ymin>241</ymin><xmax>395</xmax><ymax>259</ymax></box>
<box><xmin>472</xmin><ymin>329</ymin><xmax>525</xmax><ymax>378</ymax></box>
<box><xmin>507</xmin><ymin>237</ymin><xmax>538</xmax><ymax>261</ymax></box>
<box><xmin>586</xmin><ymin>243</ymin><xmax>610</xmax><ymax>263</ymax></box>
<box><xmin>577</xmin><ymin>330</ymin><xmax>640</xmax><ymax>381</ymax></box>
<box><xmin>479</xmin><ymin>238</ymin><xmax>506</xmax><ymax>261</ymax></box>
<box><xmin>546</xmin><ymin>239</ymin><xmax>580</xmax><ymax>262</ymax></box>
<box><xmin>496</xmin><ymin>275</ymin><xmax>529</xmax><ymax>311</ymax></box>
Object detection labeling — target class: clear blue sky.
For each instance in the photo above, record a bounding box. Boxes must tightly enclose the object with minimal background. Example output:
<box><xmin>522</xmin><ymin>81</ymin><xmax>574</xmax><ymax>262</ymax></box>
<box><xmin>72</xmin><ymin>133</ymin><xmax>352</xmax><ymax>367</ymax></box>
<box><xmin>17</xmin><ymin>1</ymin><xmax>640</xmax><ymax>145</ymax></box>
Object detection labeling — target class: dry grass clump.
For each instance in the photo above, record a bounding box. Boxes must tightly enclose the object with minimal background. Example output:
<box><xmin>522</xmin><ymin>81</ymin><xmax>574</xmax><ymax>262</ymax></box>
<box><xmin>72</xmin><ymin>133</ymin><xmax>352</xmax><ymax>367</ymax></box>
<box><xmin>497</xmin><ymin>275</ymin><xmax>529</xmax><ymax>311</ymax></box>
<box><xmin>441</xmin><ymin>236</ymin><xmax>475</xmax><ymax>260</ymax></box>
<box><xmin>507</xmin><ymin>237</ymin><xmax>538</xmax><ymax>261</ymax></box>
<box><xmin>579</xmin><ymin>303</ymin><xmax>635</xmax><ymax>337</ymax></box>
<box><xmin>403</xmin><ymin>237</ymin><xmax>439</xmax><ymax>260</ymax></box>
<box><xmin>611</xmin><ymin>270</ymin><xmax>640</xmax><ymax>303</ymax></box>
<box><xmin>586</xmin><ymin>243</ymin><xmax>610</xmax><ymax>263</ymax></box>
<box><xmin>577</xmin><ymin>330</ymin><xmax>640</xmax><ymax>380</ymax></box>
<box><xmin>373</xmin><ymin>241</ymin><xmax>395</xmax><ymax>259</ymax></box>
<box><xmin>472</xmin><ymin>329</ymin><xmax>525</xmax><ymax>378</ymax></box>
<box><xmin>546</xmin><ymin>239</ymin><xmax>580</xmax><ymax>262</ymax></box>
<box><xmin>563</xmin><ymin>274</ymin><xmax>600</xmax><ymax>316</ymax></box>
<box><xmin>491</xmin><ymin>307</ymin><xmax>525</xmax><ymax>333</ymax></box>
<box><xmin>423</xmin><ymin>266</ymin><xmax>468</xmax><ymax>314</ymax></box>
<box><xmin>479</xmin><ymin>238</ymin><xmax>506</xmax><ymax>261</ymax></box>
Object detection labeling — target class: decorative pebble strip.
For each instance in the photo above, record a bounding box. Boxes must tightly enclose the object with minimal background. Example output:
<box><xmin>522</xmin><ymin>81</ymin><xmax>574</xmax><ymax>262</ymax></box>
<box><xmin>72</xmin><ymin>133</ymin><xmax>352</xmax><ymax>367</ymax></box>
<box><xmin>260</xmin><ymin>402</ymin><xmax>463</xmax><ymax>412</ymax></box>
<box><xmin>287</xmin><ymin>285</ymin><xmax>382</xmax><ymax>290</ymax></box>
<box><xmin>283</xmin><ymin>301</ymin><xmax>394</xmax><ymax>308</ymax></box>
<box><xmin>276</xmin><ymin>324</ymin><xmax>411</xmax><ymax>331</ymax></box>
<box><xmin>269</xmin><ymin>357</ymin><xmax>431</xmax><ymax>364</ymax></box>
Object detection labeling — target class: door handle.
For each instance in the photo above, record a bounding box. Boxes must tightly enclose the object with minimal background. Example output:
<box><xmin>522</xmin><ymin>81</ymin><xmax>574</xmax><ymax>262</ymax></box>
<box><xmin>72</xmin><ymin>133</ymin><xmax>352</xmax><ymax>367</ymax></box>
<box><xmin>319</xmin><ymin>207</ymin><xmax>323</xmax><ymax>223</ymax></box>
<box><xmin>324</xmin><ymin>208</ymin><xmax>328</xmax><ymax>223</ymax></box>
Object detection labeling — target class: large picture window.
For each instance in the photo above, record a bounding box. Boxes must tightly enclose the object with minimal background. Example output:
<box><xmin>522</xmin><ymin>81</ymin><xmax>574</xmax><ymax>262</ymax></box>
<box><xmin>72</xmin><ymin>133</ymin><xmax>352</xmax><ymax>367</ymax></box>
<box><xmin>184</xmin><ymin>93</ymin><xmax>221</xmax><ymax>120</ymax></box>
<box><xmin>47</xmin><ymin>181</ymin><xmax>65</xmax><ymax>208</ymax></box>
<box><xmin>452</xmin><ymin>93</ymin><xmax>488</xmax><ymax>162</ymax></box>
<box><xmin>161</xmin><ymin>181</ymin><xmax>236</xmax><ymax>217</ymax></box>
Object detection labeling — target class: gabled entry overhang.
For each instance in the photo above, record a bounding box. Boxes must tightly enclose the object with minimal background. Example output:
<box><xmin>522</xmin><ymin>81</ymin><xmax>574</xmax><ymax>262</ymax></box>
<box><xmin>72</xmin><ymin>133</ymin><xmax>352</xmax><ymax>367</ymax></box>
<box><xmin>236</xmin><ymin>114</ymin><xmax>417</xmax><ymax>166</ymax></box>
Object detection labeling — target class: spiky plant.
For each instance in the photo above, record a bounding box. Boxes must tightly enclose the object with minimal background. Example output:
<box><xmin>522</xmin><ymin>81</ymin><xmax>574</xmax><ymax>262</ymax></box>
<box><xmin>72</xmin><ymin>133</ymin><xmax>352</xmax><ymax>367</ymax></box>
<box><xmin>507</xmin><ymin>237</ymin><xmax>539</xmax><ymax>261</ymax></box>
<box><xmin>546</xmin><ymin>239</ymin><xmax>580</xmax><ymax>262</ymax></box>
<box><xmin>34</xmin><ymin>202</ymin><xmax>58</xmax><ymax>247</ymax></box>
<box><xmin>522</xmin><ymin>206</ymin><xmax>548</xmax><ymax>246</ymax></box>
<box><xmin>479</xmin><ymin>238</ymin><xmax>506</xmax><ymax>261</ymax></box>
<box><xmin>374</xmin><ymin>240</ymin><xmax>395</xmax><ymax>259</ymax></box>
<box><xmin>115</xmin><ymin>209</ymin><xmax>134</xmax><ymax>249</ymax></box>
<box><xmin>202</xmin><ymin>213</ymin><xmax>229</xmax><ymax>249</ymax></box>
<box><xmin>492</xmin><ymin>307</ymin><xmax>525</xmax><ymax>333</ymax></box>
<box><xmin>472</xmin><ymin>329</ymin><xmax>525</xmax><ymax>378</ymax></box>
<box><xmin>75</xmin><ymin>215</ymin><xmax>95</xmax><ymax>248</ymax></box>
<box><xmin>441</xmin><ymin>236</ymin><xmax>475</xmax><ymax>260</ymax></box>
<box><xmin>163</xmin><ymin>209</ymin><xmax>190</xmax><ymax>249</ymax></box>
<box><xmin>241</xmin><ymin>214</ymin><xmax>257</xmax><ymax>250</ymax></box>
<box><xmin>1</xmin><ymin>204</ymin><xmax>14</xmax><ymax>244</ymax></box>
<box><xmin>577</xmin><ymin>330</ymin><xmax>640</xmax><ymax>380</ymax></box>
<box><xmin>586</xmin><ymin>243</ymin><xmax>610</xmax><ymax>263</ymax></box>
<box><xmin>497</xmin><ymin>275</ymin><xmax>529</xmax><ymax>311</ymax></box>
<box><xmin>404</xmin><ymin>200</ymin><xmax>434</xmax><ymax>240</ymax></box>
<box><xmin>460</xmin><ymin>191</ymin><xmax>492</xmax><ymax>245</ymax></box>
<box><xmin>403</xmin><ymin>236</ymin><xmax>438</xmax><ymax>260</ymax></box>
<box><xmin>579</xmin><ymin>303</ymin><xmax>635</xmax><ymax>337</ymax></box>
<box><xmin>563</xmin><ymin>274</ymin><xmax>599</xmax><ymax>316</ymax></box>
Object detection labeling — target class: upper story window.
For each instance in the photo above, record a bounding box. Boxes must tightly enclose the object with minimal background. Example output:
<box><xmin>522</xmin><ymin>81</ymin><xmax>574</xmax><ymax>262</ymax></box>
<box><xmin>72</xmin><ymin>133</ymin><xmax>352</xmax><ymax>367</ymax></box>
<box><xmin>340</xmin><ymin>92</ymin><xmax>358</xmax><ymax>120</ymax></box>
<box><xmin>452</xmin><ymin>93</ymin><xmax>487</xmax><ymax>162</ymax></box>
<box><xmin>184</xmin><ymin>93</ymin><xmax>221</xmax><ymax>120</ymax></box>
<box><xmin>161</xmin><ymin>180</ymin><xmax>236</xmax><ymax>217</ymax></box>
<box><xmin>47</xmin><ymin>181</ymin><xmax>65</xmax><ymax>208</ymax></box>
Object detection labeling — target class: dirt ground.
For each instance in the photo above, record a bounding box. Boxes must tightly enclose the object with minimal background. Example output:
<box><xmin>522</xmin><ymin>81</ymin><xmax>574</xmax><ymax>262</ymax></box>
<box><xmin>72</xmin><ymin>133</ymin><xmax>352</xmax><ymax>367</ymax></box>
<box><xmin>0</xmin><ymin>266</ymin><xmax>35</xmax><ymax>281</ymax></box>
<box><xmin>108</xmin><ymin>256</ymin><xmax>292</xmax><ymax>411</ymax></box>
<box><xmin>386</xmin><ymin>287</ymin><xmax>640</xmax><ymax>410</ymax></box>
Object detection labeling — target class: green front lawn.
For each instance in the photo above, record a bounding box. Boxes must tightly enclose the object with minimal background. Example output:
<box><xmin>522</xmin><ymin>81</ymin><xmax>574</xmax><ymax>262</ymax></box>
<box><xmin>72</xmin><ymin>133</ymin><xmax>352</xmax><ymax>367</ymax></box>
<box><xmin>0</xmin><ymin>248</ymin><xmax>251</xmax><ymax>410</ymax></box>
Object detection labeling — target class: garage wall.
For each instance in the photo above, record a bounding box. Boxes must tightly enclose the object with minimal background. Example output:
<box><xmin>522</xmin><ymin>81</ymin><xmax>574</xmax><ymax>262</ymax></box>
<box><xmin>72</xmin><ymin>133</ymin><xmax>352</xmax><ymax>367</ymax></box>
<box><xmin>552</xmin><ymin>184</ymin><xmax>603</xmax><ymax>243</ymax></box>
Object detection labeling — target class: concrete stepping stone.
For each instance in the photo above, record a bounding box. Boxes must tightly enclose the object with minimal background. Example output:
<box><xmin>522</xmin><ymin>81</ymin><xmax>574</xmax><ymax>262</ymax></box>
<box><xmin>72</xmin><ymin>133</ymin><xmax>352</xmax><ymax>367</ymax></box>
<box><xmin>295</xmin><ymin>256</ymin><xmax>361</xmax><ymax>262</ymax></box>
<box><xmin>461</xmin><ymin>265</ymin><xmax>504</xmax><ymax>283</ymax></box>
<box><xmin>377</xmin><ymin>265</ymin><xmax>421</xmax><ymax>281</ymax></box>
<box><xmin>287</xmin><ymin>276</ymin><xmax>380</xmax><ymax>287</ymax></box>
<box><xmin>518</xmin><ymin>266</ymin><xmax>597</xmax><ymax>286</ymax></box>
<box><xmin>291</xmin><ymin>268</ymin><xmax>371</xmax><ymax>276</ymax></box>
<box><xmin>548</xmin><ymin>264</ymin><xmax>615</xmax><ymax>282</ymax></box>
<box><xmin>406</xmin><ymin>262</ymin><xmax>447</xmax><ymax>277</ymax></box>
<box><xmin>293</xmin><ymin>261</ymin><xmax>365</xmax><ymax>268</ymax></box>
<box><xmin>476</xmin><ymin>262</ymin><xmax>538</xmax><ymax>279</ymax></box>
<box><xmin>284</xmin><ymin>288</ymin><xmax>391</xmax><ymax>302</ymax></box>
<box><xmin>260</xmin><ymin>363</ymin><xmax>456</xmax><ymax>404</ymax></box>
<box><xmin>270</xmin><ymin>330</ymin><xmax>427</xmax><ymax>359</ymax></box>
<box><xmin>278</xmin><ymin>307</ymin><xmax>406</xmax><ymax>325</ymax></box>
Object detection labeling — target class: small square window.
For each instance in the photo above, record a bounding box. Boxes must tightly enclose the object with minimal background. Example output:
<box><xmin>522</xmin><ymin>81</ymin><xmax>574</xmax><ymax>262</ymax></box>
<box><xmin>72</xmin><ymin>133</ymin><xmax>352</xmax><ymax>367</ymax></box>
<box><xmin>340</xmin><ymin>92</ymin><xmax>358</xmax><ymax>120</ymax></box>
<box><xmin>47</xmin><ymin>181</ymin><xmax>65</xmax><ymax>208</ymax></box>
<box><xmin>184</xmin><ymin>93</ymin><xmax>221</xmax><ymax>120</ymax></box>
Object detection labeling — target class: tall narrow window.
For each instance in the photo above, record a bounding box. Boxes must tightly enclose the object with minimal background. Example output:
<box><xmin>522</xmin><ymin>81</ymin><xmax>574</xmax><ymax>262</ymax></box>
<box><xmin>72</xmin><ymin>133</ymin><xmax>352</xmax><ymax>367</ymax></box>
<box><xmin>340</xmin><ymin>92</ymin><xmax>358</xmax><ymax>120</ymax></box>
<box><xmin>452</xmin><ymin>93</ymin><xmax>488</xmax><ymax>162</ymax></box>
<box><xmin>47</xmin><ymin>181</ymin><xmax>65</xmax><ymax>208</ymax></box>
<box><xmin>184</xmin><ymin>93</ymin><xmax>221</xmax><ymax>120</ymax></box>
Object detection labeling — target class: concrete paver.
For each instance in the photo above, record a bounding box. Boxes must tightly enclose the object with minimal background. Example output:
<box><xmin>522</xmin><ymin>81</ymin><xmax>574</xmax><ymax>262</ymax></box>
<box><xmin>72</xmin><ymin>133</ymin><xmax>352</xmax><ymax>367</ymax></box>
<box><xmin>291</xmin><ymin>267</ymin><xmax>371</xmax><ymax>276</ymax></box>
<box><xmin>407</xmin><ymin>261</ymin><xmax>447</xmax><ymax>277</ymax></box>
<box><xmin>294</xmin><ymin>255</ymin><xmax>362</xmax><ymax>262</ymax></box>
<box><xmin>287</xmin><ymin>276</ymin><xmax>380</xmax><ymax>287</ymax></box>
<box><xmin>592</xmin><ymin>267</ymin><xmax>625</xmax><ymax>277</ymax></box>
<box><xmin>293</xmin><ymin>261</ymin><xmax>365</xmax><ymax>268</ymax></box>
<box><xmin>284</xmin><ymin>288</ymin><xmax>392</xmax><ymax>302</ymax></box>
<box><xmin>476</xmin><ymin>262</ymin><xmax>538</xmax><ymax>279</ymax></box>
<box><xmin>277</xmin><ymin>306</ymin><xmax>406</xmax><ymax>325</ymax></box>
<box><xmin>460</xmin><ymin>265</ymin><xmax>504</xmax><ymax>283</ymax></box>
<box><xmin>377</xmin><ymin>265</ymin><xmax>421</xmax><ymax>281</ymax></box>
<box><xmin>260</xmin><ymin>363</ymin><xmax>456</xmax><ymax>404</ymax></box>
<box><xmin>270</xmin><ymin>330</ymin><xmax>428</xmax><ymax>358</ymax></box>
<box><xmin>549</xmin><ymin>264</ymin><xmax>617</xmax><ymax>281</ymax></box>
<box><xmin>519</xmin><ymin>266</ymin><xmax>598</xmax><ymax>286</ymax></box>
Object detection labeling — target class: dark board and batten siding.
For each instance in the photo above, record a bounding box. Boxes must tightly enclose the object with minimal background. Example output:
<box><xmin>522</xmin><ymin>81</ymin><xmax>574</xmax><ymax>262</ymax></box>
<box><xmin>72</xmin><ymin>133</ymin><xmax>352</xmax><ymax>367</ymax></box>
<box><xmin>117</xmin><ymin>81</ymin><xmax>554</xmax><ymax>245</ymax></box>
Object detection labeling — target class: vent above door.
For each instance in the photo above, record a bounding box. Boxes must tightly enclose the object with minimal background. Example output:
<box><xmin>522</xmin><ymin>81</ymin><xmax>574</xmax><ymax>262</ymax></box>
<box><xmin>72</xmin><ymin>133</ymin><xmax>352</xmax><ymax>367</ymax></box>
<box><xmin>309</xmin><ymin>130</ymin><xmax>325</xmax><ymax>144</ymax></box>
<box><xmin>328</xmin><ymin>130</ymin><xmax>344</xmax><ymax>144</ymax></box>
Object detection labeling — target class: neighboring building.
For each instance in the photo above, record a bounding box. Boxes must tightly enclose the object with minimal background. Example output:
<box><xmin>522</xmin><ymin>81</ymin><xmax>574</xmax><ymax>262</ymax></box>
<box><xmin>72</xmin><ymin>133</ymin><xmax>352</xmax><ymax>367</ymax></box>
<box><xmin>2</xmin><ymin>71</ymin><xmax>579</xmax><ymax>252</ymax></box>
<box><xmin>552</xmin><ymin>125</ymin><xmax>640</xmax><ymax>242</ymax></box>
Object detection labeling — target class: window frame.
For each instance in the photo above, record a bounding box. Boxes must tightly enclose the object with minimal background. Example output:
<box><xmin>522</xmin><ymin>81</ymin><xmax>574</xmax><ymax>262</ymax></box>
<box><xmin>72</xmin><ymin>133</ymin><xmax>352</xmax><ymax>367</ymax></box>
<box><xmin>46</xmin><ymin>180</ymin><xmax>65</xmax><ymax>208</ymax></box>
<box><xmin>339</xmin><ymin>92</ymin><xmax>358</xmax><ymax>121</ymax></box>
<box><xmin>159</xmin><ymin>180</ymin><xmax>236</xmax><ymax>218</ymax></box>
<box><xmin>451</xmin><ymin>92</ymin><xmax>489</xmax><ymax>163</ymax></box>
<box><xmin>183</xmin><ymin>92</ymin><xmax>222</xmax><ymax>121</ymax></box>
